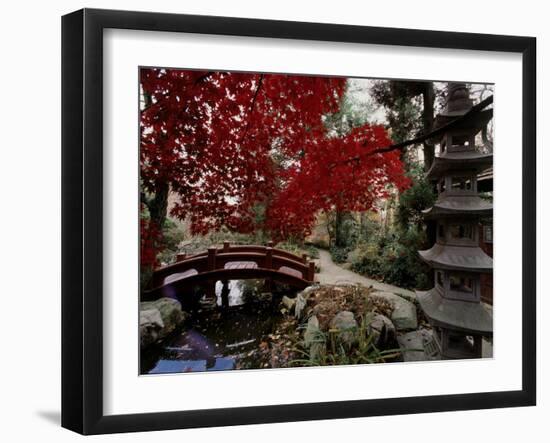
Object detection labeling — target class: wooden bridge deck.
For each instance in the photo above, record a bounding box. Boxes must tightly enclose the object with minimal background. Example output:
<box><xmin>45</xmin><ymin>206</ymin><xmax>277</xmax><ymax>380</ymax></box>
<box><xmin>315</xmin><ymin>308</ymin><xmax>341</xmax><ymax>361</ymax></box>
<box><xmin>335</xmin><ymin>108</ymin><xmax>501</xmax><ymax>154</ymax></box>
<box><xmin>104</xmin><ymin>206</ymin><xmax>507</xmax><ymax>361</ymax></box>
<box><xmin>142</xmin><ymin>241</ymin><xmax>315</xmax><ymax>302</ymax></box>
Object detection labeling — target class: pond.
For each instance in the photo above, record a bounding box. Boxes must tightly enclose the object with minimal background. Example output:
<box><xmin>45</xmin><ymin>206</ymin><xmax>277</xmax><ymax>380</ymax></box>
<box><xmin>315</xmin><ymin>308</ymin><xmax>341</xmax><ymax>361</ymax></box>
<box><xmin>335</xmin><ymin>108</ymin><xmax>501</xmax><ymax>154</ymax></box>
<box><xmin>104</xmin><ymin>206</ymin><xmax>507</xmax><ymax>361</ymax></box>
<box><xmin>140</xmin><ymin>279</ymin><xmax>294</xmax><ymax>374</ymax></box>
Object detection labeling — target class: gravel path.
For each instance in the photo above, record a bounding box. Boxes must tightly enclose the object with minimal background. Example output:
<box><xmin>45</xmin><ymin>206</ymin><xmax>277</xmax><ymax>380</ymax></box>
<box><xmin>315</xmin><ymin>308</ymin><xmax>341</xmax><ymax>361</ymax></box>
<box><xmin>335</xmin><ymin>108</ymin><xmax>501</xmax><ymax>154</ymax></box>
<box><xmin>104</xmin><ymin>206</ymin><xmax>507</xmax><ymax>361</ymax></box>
<box><xmin>314</xmin><ymin>248</ymin><xmax>416</xmax><ymax>299</ymax></box>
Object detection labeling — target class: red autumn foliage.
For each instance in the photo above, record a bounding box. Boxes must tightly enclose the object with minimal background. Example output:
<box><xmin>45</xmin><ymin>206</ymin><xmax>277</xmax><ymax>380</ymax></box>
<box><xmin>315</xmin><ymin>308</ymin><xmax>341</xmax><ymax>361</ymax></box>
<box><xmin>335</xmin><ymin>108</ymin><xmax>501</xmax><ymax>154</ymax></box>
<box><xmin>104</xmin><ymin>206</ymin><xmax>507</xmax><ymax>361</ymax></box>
<box><xmin>140</xmin><ymin>68</ymin><xmax>409</xmax><ymax>263</ymax></box>
<box><xmin>266</xmin><ymin>125</ymin><xmax>409</xmax><ymax>240</ymax></box>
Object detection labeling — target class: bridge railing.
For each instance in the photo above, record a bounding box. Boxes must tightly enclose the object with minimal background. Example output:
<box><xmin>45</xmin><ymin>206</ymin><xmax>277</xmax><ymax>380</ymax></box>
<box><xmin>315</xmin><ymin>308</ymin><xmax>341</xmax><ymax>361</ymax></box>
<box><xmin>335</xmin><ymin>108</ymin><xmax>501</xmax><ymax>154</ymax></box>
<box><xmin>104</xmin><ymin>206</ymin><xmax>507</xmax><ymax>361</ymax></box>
<box><xmin>150</xmin><ymin>241</ymin><xmax>315</xmax><ymax>289</ymax></box>
<box><xmin>180</xmin><ymin>241</ymin><xmax>310</xmax><ymax>264</ymax></box>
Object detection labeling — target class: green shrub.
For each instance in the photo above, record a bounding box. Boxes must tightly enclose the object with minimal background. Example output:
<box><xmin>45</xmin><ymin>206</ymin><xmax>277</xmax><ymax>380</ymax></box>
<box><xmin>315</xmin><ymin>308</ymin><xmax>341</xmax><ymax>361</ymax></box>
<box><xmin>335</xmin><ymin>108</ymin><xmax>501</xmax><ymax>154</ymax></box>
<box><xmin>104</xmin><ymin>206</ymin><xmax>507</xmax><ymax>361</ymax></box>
<box><xmin>277</xmin><ymin>240</ymin><xmax>320</xmax><ymax>259</ymax></box>
<box><xmin>338</xmin><ymin>216</ymin><xmax>359</xmax><ymax>249</ymax></box>
<box><xmin>396</xmin><ymin>163</ymin><xmax>436</xmax><ymax>230</ymax></box>
<box><xmin>350</xmin><ymin>242</ymin><xmax>383</xmax><ymax>278</ymax></box>
<box><xmin>350</xmin><ymin>227</ymin><xmax>431</xmax><ymax>290</ymax></box>
<box><xmin>330</xmin><ymin>246</ymin><xmax>350</xmax><ymax>264</ymax></box>
<box><xmin>157</xmin><ymin>218</ymin><xmax>186</xmax><ymax>265</ymax></box>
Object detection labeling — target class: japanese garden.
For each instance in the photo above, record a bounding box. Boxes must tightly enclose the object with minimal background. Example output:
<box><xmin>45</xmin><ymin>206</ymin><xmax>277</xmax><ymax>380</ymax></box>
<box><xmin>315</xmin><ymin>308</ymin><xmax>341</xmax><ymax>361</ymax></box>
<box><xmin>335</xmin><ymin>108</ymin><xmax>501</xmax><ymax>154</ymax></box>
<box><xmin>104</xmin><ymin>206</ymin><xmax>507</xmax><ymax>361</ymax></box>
<box><xmin>138</xmin><ymin>69</ymin><xmax>494</xmax><ymax>374</ymax></box>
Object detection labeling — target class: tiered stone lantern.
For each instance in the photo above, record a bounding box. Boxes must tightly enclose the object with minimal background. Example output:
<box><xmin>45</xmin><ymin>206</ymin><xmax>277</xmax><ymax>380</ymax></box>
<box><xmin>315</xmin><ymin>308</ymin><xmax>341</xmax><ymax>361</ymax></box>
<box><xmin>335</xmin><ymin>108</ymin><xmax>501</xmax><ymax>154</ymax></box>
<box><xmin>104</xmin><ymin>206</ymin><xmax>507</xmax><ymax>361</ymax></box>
<box><xmin>417</xmin><ymin>83</ymin><xmax>493</xmax><ymax>359</ymax></box>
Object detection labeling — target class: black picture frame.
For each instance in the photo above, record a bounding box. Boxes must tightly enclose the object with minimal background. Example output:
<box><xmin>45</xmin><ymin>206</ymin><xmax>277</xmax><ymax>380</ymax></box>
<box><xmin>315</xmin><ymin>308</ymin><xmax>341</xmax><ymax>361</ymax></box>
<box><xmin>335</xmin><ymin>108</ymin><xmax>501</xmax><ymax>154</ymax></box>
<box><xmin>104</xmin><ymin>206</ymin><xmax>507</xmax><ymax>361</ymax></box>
<box><xmin>62</xmin><ymin>8</ymin><xmax>537</xmax><ymax>435</ymax></box>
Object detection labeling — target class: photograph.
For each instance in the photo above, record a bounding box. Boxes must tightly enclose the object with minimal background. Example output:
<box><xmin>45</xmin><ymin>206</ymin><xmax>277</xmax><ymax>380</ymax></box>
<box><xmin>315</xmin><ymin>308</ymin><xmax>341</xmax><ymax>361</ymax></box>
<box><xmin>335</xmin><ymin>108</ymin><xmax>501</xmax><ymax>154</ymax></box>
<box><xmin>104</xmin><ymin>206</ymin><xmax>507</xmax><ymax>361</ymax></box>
<box><xmin>138</xmin><ymin>69</ymin><xmax>494</xmax><ymax>374</ymax></box>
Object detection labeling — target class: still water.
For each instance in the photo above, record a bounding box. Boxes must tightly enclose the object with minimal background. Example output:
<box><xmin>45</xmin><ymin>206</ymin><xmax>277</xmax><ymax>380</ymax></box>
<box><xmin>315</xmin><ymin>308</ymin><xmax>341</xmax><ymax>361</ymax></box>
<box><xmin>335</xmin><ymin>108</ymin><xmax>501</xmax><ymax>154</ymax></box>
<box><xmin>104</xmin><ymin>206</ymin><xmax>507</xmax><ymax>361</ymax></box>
<box><xmin>141</xmin><ymin>280</ymin><xmax>291</xmax><ymax>374</ymax></box>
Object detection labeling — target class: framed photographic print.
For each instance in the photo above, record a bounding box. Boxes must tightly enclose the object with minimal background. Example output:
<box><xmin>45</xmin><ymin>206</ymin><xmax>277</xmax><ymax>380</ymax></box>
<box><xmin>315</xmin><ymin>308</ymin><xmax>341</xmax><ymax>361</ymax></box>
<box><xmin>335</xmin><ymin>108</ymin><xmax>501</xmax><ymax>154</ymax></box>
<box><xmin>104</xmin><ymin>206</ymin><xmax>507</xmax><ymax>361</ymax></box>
<box><xmin>61</xmin><ymin>8</ymin><xmax>536</xmax><ymax>435</ymax></box>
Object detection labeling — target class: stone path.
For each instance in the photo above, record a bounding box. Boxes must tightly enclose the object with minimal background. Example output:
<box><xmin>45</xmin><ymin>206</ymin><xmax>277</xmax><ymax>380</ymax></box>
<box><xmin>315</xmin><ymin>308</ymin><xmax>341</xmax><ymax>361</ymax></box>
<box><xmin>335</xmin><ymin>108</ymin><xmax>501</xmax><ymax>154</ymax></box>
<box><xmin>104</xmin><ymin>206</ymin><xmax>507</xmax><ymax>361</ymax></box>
<box><xmin>314</xmin><ymin>248</ymin><xmax>416</xmax><ymax>300</ymax></box>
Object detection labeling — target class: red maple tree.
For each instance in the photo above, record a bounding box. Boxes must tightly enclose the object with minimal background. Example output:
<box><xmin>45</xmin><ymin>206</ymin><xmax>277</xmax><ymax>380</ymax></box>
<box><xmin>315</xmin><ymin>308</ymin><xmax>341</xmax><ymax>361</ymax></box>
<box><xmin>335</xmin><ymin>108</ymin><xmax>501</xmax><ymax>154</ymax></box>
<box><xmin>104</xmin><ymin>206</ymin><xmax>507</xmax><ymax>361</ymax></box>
<box><xmin>140</xmin><ymin>68</ymin><xmax>409</xmax><ymax>266</ymax></box>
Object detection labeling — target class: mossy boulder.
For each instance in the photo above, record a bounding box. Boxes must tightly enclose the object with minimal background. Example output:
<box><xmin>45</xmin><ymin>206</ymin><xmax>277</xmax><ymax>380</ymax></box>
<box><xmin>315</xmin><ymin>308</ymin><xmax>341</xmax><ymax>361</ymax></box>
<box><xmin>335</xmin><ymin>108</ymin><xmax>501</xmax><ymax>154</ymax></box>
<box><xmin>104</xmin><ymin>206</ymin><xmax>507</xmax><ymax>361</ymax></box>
<box><xmin>329</xmin><ymin>311</ymin><xmax>358</xmax><ymax>346</ymax></box>
<box><xmin>370</xmin><ymin>291</ymin><xmax>417</xmax><ymax>331</ymax></box>
<box><xmin>140</xmin><ymin>297</ymin><xmax>186</xmax><ymax>348</ymax></box>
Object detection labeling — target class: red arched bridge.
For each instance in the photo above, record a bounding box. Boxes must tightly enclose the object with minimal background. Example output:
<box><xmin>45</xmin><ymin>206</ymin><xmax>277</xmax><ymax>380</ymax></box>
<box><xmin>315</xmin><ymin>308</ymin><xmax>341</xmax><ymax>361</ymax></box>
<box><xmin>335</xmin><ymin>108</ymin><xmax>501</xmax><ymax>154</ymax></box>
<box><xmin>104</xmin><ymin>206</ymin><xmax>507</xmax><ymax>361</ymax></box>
<box><xmin>142</xmin><ymin>241</ymin><xmax>316</xmax><ymax>302</ymax></box>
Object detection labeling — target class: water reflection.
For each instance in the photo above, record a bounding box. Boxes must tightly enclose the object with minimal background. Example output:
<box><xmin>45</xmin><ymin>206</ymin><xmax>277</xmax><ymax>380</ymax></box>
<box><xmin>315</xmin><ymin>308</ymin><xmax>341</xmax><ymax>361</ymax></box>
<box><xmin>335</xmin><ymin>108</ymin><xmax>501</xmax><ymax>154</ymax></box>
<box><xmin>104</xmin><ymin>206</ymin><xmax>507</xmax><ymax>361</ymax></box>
<box><xmin>214</xmin><ymin>279</ymin><xmax>266</xmax><ymax>307</ymax></box>
<box><xmin>142</xmin><ymin>279</ymin><xmax>293</xmax><ymax>375</ymax></box>
<box><xmin>150</xmin><ymin>358</ymin><xmax>235</xmax><ymax>374</ymax></box>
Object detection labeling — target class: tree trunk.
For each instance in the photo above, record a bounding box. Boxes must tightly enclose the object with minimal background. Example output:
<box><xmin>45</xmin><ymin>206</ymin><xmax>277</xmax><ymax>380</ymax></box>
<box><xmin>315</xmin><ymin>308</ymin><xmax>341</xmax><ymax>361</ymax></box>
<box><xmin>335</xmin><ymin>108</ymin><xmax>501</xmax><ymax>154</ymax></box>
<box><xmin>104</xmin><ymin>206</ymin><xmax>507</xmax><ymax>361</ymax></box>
<box><xmin>148</xmin><ymin>182</ymin><xmax>169</xmax><ymax>232</ymax></box>
<box><xmin>335</xmin><ymin>210</ymin><xmax>344</xmax><ymax>247</ymax></box>
<box><xmin>421</xmin><ymin>83</ymin><xmax>437</xmax><ymax>244</ymax></box>
<box><xmin>422</xmin><ymin>83</ymin><xmax>435</xmax><ymax>171</ymax></box>
<box><xmin>326</xmin><ymin>211</ymin><xmax>335</xmax><ymax>247</ymax></box>
<box><xmin>141</xmin><ymin>182</ymin><xmax>169</xmax><ymax>288</ymax></box>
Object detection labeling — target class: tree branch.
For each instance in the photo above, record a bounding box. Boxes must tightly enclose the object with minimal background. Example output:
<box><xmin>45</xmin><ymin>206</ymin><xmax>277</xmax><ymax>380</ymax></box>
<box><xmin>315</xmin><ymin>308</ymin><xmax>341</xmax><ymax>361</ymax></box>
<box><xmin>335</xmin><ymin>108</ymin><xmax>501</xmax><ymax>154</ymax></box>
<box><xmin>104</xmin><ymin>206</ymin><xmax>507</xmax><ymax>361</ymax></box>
<box><xmin>331</xmin><ymin>94</ymin><xmax>493</xmax><ymax>168</ymax></box>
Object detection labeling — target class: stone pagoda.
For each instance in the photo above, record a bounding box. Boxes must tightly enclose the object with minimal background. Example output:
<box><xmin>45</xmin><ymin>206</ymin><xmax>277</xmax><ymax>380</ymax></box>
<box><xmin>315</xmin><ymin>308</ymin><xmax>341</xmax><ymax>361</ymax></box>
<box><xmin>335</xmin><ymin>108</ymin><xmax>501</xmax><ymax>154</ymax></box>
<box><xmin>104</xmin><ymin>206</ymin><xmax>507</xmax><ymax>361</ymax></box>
<box><xmin>417</xmin><ymin>83</ymin><xmax>493</xmax><ymax>359</ymax></box>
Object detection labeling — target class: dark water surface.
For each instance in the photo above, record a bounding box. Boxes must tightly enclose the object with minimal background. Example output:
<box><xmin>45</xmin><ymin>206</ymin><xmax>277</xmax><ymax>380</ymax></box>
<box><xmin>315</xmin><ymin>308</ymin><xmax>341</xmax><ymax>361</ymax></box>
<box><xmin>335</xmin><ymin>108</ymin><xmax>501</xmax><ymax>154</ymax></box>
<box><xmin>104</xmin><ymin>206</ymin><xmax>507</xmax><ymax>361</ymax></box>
<box><xmin>141</xmin><ymin>280</ymin><xmax>291</xmax><ymax>374</ymax></box>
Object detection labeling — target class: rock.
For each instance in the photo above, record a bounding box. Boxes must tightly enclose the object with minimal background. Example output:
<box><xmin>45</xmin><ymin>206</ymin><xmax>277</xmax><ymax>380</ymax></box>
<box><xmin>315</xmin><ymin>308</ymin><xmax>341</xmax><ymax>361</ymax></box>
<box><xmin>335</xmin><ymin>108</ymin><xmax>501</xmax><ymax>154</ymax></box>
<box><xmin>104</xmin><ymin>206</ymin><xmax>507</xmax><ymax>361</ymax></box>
<box><xmin>140</xmin><ymin>297</ymin><xmax>186</xmax><ymax>347</ymax></box>
<box><xmin>482</xmin><ymin>338</ymin><xmax>493</xmax><ymax>358</ymax></box>
<box><xmin>303</xmin><ymin>315</ymin><xmax>325</xmax><ymax>361</ymax></box>
<box><xmin>281</xmin><ymin>295</ymin><xmax>296</xmax><ymax>312</ymax></box>
<box><xmin>394</xmin><ymin>291</ymin><xmax>417</xmax><ymax>303</ymax></box>
<box><xmin>144</xmin><ymin>297</ymin><xmax>185</xmax><ymax>332</ymax></box>
<box><xmin>295</xmin><ymin>286</ymin><xmax>319</xmax><ymax>320</ymax></box>
<box><xmin>139</xmin><ymin>309</ymin><xmax>164</xmax><ymax>348</ymax></box>
<box><xmin>304</xmin><ymin>315</ymin><xmax>320</xmax><ymax>347</ymax></box>
<box><xmin>294</xmin><ymin>294</ymin><xmax>307</xmax><ymax>320</ymax></box>
<box><xmin>330</xmin><ymin>311</ymin><xmax>357</xmax><ymax>330</ymax></box>
<box><xmin>397</xmin><ymin>329</ymin><xmax>437</xmax><ymax>361</ymax></box>
<box><xmin>301</xmin><ymin>284</ymin><xmax>320</xmax><ymax>296</ymax></box>
<box><xmin>368</xmin><ymin>314</ymin><xmax>396</xmax><ymax>348</ymax></box>
<box><xmin>370</xmin><ymin>291</ymin><xmax>417</xmax><ymax>331</ymax></box>
<box><xmin>329</xmin><ymin>311</ymin><xmax>358</xmax><ymax>345</ymax></box>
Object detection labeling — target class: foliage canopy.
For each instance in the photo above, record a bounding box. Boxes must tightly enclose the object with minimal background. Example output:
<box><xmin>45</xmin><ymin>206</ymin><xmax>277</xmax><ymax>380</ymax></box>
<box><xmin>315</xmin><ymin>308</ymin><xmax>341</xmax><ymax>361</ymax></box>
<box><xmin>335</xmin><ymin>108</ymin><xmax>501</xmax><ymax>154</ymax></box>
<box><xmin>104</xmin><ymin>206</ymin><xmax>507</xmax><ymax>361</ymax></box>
<box><xmin>140</xmin><ymin>69</ymin><xmax>410</xmax><ymax>266</ymax></box>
